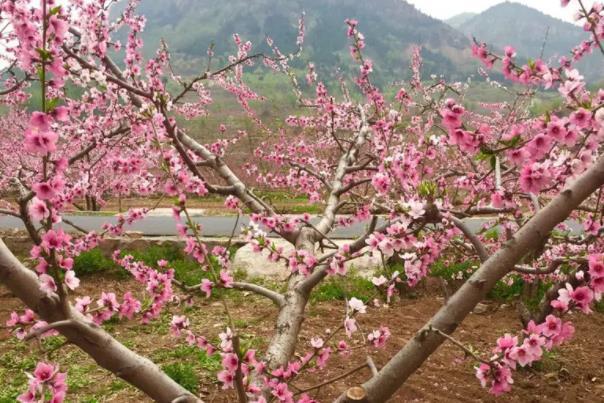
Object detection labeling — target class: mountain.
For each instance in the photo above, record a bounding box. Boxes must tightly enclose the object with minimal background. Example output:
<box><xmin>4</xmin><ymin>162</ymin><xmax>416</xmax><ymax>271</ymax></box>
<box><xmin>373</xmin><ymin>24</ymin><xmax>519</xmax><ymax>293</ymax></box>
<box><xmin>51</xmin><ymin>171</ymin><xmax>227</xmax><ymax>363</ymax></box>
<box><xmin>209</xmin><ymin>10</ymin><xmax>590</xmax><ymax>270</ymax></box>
<box><xmin>457</xmin><ymin>1</ymin><xmax>603</xmax><ymax>79</ymax></box>
<box><xmin>111</xmin><ymin>0</ymin><xmax>478</xmax><ymax>84</ymax></box>
<box><xmin>109</xmin><ymin>1</ymin><xmax>602</xmax><ymax>88</ymax></box>
<box><xmin>445</xmin><ymin>12</ymin><xmax>477</xmax><ymax>29</ymax></box>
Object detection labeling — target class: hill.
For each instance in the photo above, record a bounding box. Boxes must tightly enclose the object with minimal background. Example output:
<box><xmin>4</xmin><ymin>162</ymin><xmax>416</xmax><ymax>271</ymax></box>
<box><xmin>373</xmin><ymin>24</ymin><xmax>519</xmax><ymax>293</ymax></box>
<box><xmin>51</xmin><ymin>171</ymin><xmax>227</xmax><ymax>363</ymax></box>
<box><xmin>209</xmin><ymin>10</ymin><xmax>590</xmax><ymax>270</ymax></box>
<box><xmin>457</xmin><ymin>1</ymin><xmax>603</xmax><ymax>79</ymax></box>
<box><xmin>445</xmin><ymin>12</ymin><xmax>477</xmax><ymax>29</ymax></box>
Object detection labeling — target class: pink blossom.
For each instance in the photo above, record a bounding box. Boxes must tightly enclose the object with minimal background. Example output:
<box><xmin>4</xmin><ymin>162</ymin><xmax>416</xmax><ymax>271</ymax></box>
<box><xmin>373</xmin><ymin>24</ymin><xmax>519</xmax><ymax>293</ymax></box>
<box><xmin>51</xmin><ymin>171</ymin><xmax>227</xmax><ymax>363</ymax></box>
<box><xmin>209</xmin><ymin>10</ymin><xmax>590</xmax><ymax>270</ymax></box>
<box><xmin>310</xmin><ymin>337</ymin><xmax>324</xmax><ymax>349</ymax></box>
<box><xmin>523</xmin><ymin>333</ymin><xmax>544</xmax><ymax>358</ymax></box>
<box><xmin>476</xmin><ymin>363</ymin><xmax>513</xmax><ymax>395</ymax></box>
<box><xmin>372</xmin><ymin>275</ymin><xmax>388</xmax><ymax>286</ymax></box>
<box><xmin>508</xmin><ymin>345</ymin><xmax>534</xmax><ymax>367</ymax></box>
<box><xmin>222</xmin><ymin>353</ymin><xmax>239</xmax><ymax>372</ymax></box>
<box><xmin>541</xmin><ymin>314</ymin><xmax>562</xmax><ymax>337</ymax></box>
<box><xmin>316</xmin><ymin>347</ymin><xmax>331</xmax><ymax>369</ymax></box>
<box><xmin>75</xmin><ymin>296</ymin><xmax>92</xmax><ymax>314</ymax></box>
<box><xmin>33</xmin><ymin>362</ymin><xmax>56</xmax><ymax>382</ymax></box>
<box><xmin>119</xmin><ymin>292</ymin><xmax>141</xmax><ymax>320</ymax></box>
<box><xmin>217</xmin><ymin>370</ymin><xmax>234</xmax><ymax>389</ymax></box>
<box><xmin>224</xmin><ymin>195</ymin><xmax>240</xmax><ymax>210</ymax></box>
<box><xmin>219</xmin><ymin>270</ymin><xmax>233</xmax><ymax>288</ymax></box>
<box><xmin>519</xmin><ymin>163</ymin><xmax>551</xmax><ymax>194</ymax></box>
<box><xmin>494</xmin><ymin>333</ymin><xmax>517</xmax><ymax>353</ymax></box>
<box><xmin>570</xmin><ymin>286</ymin><xmax>594</xmax><ymax>313</ymax></box>
<box><xmin>527</xmin><ymin>133</ymin><xmax>552</xmax><ymax>159</ymax></box>
<box><xmin>200</xmin><ymin>278</ymin><xmax>213</xmax><ymax>297</ymax></box>
<box><xmin>39</xmin><ymin>274</ymin><xmax>57</xmax><ymax>297</ymax></box>
<box><xmin>344</xmin><ymin>316</ymin><xmax>357</xmax><ymax>337</ymax></box>
<box><xmin>64</xmin><ymin>271</ymin><xmax>80</xmax><ymax>290</ymax></box>
<box><xmin>569</xmin><ymin>108</ymin><xmax>591</xmax><ymax>129</ymax></box>
<box><xmin>51</xmin><ymin>106</ymin><xmax>69</xmax><ymax>122</ymax></box>
<box><xmin>28</xmin><ymin>198</ymin><xmax>49</xmax><ymax>220</ymax></box>
<box><xmin>348</xmin><ymin>297</ymin><xmax>366</xmax><ymax>313</ymax></box>
<box><xmin>170</xmin><ymin>315</ymin><xmax>189</xmax><ymax>336</ymax></box>
<box><xmin>32</xmin><ymin>182</ymin><xmax>57</xmax><ymax>200</ymax></box>
<box><xmin>41</xmin><ymin>229</ymin><xmax>70</xmax><ymax>253</ymax></box>
<box><xmin>24</xmin><ymin>128</ymin><xmax>59</xmax><ymax>155</ymax></box>
<box><xmin>371</xmin><ymin>172</ymin><xmax>391</xmax><ymax>194</ymax></box>
<box><xmin>589</xmin><ymin>254</ymin><xmax>604</xmax><ymax>278</ymax></box>
<box><xmin>546</xmin><ymin>118</ymin><xmax>568</xmax><ymax>140</ymax></box>
<box><xmin>98</xmin><ymin>292</ymin><xmax>120</xmax><ymax>312</ymax></box>
<box><xmin>404</xmin><ymin>199</ymin><xmax>425</xmax><ymax>219</ymax></box>
<box><xmin>29</xmin><ymin>112</ymin><xmax>53</xmax><ymax>132</ymax></box>
<box><xmin>367</xmin><ymin>326</ymin><xmax>391</xmax><ymax>348</ymax></box>
<box><xmin>272</xmin><ymin>382</ymin><xmax>294</xmax><ymax>402</ymax></box>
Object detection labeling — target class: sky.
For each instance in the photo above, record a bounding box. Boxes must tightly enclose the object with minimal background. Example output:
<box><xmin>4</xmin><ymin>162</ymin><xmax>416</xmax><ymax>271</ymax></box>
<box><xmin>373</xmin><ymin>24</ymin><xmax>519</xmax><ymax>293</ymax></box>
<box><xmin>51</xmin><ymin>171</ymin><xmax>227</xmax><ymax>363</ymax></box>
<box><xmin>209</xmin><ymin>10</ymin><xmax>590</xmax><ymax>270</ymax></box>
<box><xmin>406</xmin><ymin>0</ymin><xmax>578</xmax><ymax>24</ymax></box>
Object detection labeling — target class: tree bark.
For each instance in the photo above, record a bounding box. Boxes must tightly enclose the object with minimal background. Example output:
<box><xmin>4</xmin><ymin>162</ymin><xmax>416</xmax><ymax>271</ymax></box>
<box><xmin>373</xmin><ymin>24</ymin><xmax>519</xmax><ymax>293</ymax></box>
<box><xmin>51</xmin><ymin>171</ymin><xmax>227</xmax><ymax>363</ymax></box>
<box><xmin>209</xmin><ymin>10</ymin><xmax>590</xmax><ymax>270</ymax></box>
<box><xmin>336</xmin><ymin>155</ymin><xmax>604</xmax><ymax>403</ymax></box>
<box><xmin>0</xmin><ymin>239</ymin><xmax>201</xmax><ymax>403</ymax></box>
<box><xmin>264</xmin><ymin>229</ymin><xmax>315</xmax><ymax>367</ymax></box>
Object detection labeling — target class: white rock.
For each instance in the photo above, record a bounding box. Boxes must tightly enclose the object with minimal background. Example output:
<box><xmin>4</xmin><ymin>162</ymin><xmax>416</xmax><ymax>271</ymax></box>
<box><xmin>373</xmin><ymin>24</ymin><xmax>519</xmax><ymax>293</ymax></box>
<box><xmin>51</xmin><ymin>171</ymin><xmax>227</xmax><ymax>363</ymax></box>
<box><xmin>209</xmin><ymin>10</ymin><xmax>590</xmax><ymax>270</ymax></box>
<box><xmin>232</xmin><ymin>239</ymin><xmax>382</xmax><ymax>280</ymax></box>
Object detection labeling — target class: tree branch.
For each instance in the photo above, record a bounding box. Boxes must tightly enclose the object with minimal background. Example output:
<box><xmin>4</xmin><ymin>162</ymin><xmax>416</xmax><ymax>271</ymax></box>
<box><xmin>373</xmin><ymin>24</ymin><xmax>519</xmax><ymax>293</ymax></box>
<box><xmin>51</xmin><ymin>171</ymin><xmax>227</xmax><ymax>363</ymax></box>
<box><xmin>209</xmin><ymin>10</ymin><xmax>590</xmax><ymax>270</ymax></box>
<box><xmin>513</xmin><ymin>258</ymin><xmax>566</xmax><ymax>275</ymax></box>
<box><xmin>0</xmin><ymin>209</ymin><xmax>20</xmax><ymax>218</ymax></box>
<box><xmin>315</xmin><ymin>105</ymin><xmax>372</xmax><ymax>236</ymax></box>
<box><xmin>231</xmin><ymin>282</ymin><xmax>285</xmax><ymax>307</ymax></box>
<box><xmin>450</xmin><ymin>216</ymin><xmax>489</xmax><ymax>263</ymax></box>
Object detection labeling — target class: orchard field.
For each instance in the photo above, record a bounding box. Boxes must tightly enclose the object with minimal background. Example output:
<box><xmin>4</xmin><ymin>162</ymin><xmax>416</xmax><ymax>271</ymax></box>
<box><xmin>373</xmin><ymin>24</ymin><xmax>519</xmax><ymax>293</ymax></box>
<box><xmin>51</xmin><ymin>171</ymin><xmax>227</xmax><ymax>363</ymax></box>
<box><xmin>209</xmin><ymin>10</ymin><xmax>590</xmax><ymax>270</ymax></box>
<box><xmin>1</xmin><ymin>0</ymin><xmax>604</xmax><ymax>402</ymax></box>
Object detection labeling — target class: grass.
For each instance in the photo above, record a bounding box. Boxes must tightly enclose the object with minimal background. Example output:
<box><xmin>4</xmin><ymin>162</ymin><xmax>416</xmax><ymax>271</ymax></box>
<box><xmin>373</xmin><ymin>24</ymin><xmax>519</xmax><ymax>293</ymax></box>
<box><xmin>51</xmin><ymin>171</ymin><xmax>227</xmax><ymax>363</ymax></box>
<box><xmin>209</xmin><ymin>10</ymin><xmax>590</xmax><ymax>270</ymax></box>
<box><xmin>73</xmin><ymin>244</ymin><xmax>238</xmax><ymax>287</ymax></box>
<box><xmin>154</xmin><ymin>345</ymin><xmax>222</xmax><ymax>393</ymax></box>
<box><xmin>430</xmin><ymin>259</ymin><xmax>478</xmax><ymax>282</ymax></box>
<box><xmin>0</xmin><ymin>307</ymin><xmax>225</xmax><ymax>401</ymax></box>
<box><xmin>162</xmin><ymin>363</ymin><xmax>199</xmax><ymax>393</ymax></box>
<box><xmin>311</xmin><ymin>273</ymin><xmax>376</xmax><ymax>303</ymax></box>
<box><xmin>0</xmin><ymin>340</ymin><xmax>34</xmax><ymax>402</ymax></box>
<box><xmin>73</xmin><ymin>248</ymin><xmax>120</xmax><ymax>277</ymax></box>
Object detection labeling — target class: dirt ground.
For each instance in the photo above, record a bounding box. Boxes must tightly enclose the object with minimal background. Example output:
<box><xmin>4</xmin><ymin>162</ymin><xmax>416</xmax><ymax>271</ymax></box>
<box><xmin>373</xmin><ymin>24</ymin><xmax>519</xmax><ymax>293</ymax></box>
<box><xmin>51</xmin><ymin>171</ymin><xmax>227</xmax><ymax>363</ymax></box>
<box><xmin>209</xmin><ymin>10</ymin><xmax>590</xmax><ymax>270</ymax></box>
<box><xmin>1</xmin><ymin>276</ymin><xmax>603</xmax><ymax>402</ymax></box>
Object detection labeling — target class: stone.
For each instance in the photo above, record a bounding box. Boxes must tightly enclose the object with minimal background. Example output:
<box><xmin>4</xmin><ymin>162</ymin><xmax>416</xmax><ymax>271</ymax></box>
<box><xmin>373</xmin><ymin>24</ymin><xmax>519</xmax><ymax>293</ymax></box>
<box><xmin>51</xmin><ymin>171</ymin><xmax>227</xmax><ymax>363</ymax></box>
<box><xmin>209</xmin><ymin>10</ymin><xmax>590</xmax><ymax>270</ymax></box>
<box><xmin>472</xmin><ymin>302</ymin><xmax>489</xmax><ymax>314</ymax></box>
<box><xmin>231</xmin><ymin>239</ymin><xmax>382</xmax><ymax>280</ymax></box>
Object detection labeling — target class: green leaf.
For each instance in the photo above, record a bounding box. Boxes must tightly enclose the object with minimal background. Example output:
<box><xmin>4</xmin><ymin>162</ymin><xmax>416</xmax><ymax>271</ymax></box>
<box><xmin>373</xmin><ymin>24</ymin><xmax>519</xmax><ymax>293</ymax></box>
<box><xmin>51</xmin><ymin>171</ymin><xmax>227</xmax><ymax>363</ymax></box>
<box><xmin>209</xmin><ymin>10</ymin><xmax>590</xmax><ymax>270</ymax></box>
<box><xmin>49</xmin><ymin>6</ymin><xmax>62</xmax><ymax>16</ymax></box>
<box><xmin>47</xmin><ymin>98</ymin><xmax>60</xmax><ymax>111</ymax></box>
<box><xmin>36</xmin><ymin>48</ymin><xmax>52</xmax><ymax>62</ymax></box>
<box><xmin>418</xmin><ymin>180</ymin><xmax>436</xmax><ymax>197</ymax></box>
<box><xmin>489</xmin><ymin>154</ymin><xmax>497</xmax><ymax>169</ymax></box>
<box><xmin>502</xmin><ymin>135</ymin><xmax>521</xmax><ymax>148</ymax></box>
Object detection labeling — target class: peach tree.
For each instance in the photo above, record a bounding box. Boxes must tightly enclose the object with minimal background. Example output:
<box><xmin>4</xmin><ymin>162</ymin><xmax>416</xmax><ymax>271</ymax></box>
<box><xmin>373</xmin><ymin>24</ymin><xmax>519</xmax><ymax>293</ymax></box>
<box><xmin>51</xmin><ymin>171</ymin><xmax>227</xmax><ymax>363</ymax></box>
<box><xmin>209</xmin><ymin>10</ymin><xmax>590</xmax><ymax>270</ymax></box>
<box><xmin>0</xmin><ymin>0</ymin><xmax>603</xmax><ymax>401</ymax></box>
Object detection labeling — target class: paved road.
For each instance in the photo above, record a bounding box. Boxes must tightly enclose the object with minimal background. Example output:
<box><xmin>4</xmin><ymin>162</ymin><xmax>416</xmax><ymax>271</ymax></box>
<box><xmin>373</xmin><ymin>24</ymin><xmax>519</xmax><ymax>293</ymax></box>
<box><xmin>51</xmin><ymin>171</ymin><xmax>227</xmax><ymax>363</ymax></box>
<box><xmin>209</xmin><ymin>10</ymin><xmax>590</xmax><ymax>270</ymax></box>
<box><xmin>0</xmin><ymin>214</ymin><xmax>583</xmax><ymax>238</ymax></box>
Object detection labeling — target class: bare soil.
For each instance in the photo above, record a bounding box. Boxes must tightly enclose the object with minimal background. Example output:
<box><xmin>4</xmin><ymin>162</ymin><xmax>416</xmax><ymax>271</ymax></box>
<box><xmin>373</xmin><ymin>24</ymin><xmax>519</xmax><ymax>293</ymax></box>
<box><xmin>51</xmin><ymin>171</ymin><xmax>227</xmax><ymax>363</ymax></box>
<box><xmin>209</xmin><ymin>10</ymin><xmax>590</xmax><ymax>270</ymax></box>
<box><xmin>1</xmin><ymin>277</ymin><xmax>603</xmax><ymax>402</ymax></box>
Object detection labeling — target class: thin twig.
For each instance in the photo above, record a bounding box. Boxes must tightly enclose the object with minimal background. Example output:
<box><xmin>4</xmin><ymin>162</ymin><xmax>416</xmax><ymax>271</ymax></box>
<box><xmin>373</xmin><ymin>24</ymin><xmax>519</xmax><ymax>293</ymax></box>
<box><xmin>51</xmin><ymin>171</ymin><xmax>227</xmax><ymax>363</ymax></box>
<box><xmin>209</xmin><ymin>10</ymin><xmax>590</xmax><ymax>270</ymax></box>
<box><xmin>293</xmin><ymin>362</ymin><xmax>368</xmax><ymax>395</ymax></box>
<box><xmin>24</xmin><ymin>320</ymin><xmax>76</xmax><ymax>341</ymax></box>
<box><xmin>428</xmin><ymin>326</ymin><xmax>489</xmax><ymax>365</ymax></box>
<box><xmin>366</xmin><ymin>356</ymin><xmax>378</xmax><ymax>376</ymax></box>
